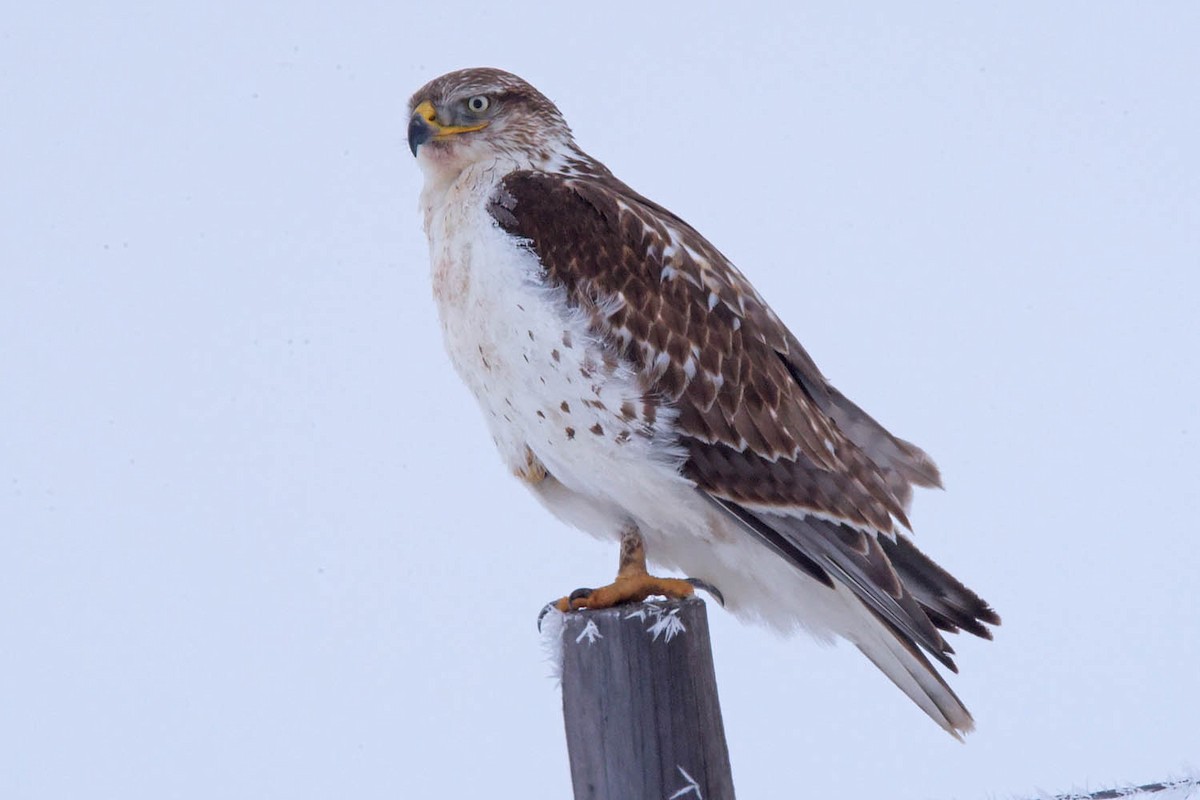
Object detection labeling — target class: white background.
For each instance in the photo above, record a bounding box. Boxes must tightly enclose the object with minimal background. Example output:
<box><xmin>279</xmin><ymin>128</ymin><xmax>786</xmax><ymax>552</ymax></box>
<box><xmin>3</xmin><ymin>3</ymin><xmax>1197</xmax><ymax>798</ymax></box>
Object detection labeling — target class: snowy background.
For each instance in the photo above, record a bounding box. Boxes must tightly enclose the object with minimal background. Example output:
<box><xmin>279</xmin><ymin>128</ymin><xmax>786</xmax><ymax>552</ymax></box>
<box><xmin>2</xmin><ymin>3</ymin><xmax>1198</xmax><ymax>798</ymax></box>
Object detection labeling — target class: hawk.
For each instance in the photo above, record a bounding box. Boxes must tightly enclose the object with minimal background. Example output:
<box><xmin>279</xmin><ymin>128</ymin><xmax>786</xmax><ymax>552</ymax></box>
<box><xmin>407</xmin><ymin>67</ymin><xmax>999</xmax><ymax>736</ymax></box>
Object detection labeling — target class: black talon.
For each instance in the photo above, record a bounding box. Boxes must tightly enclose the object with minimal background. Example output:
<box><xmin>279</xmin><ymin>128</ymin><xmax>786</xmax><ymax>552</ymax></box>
<box><xmin>568</xmin><ymin>587</ymin><xmax>593</xmax><ymax>602</ymax></box>
<box><xmin>686</xmin><ymin>577</ymin><xmax>725</xmax><ymax>607</ymax></box>
<box><xmin>537</xmin><ymin>603</ymin><xmax>555</xmax><ymax>631</ymax></box>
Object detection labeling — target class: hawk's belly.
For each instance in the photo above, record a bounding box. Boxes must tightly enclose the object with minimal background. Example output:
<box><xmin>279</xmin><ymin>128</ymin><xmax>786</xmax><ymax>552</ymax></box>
<box><xmin>426</xmin><ymin>192</ymin><xmax>702</xmax><ymax>540</ymax></box>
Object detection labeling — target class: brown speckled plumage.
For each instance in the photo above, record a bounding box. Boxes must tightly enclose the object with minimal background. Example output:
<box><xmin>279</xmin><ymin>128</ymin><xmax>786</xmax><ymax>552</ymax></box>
<box><xmin>492</xmin><ymin>173</ymin><xmax>911</xmax><ymax>530</ymax></box>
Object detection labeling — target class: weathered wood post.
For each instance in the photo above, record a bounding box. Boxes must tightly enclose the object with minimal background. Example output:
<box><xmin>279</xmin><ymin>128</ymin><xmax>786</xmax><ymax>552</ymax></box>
<box><xmin>556</xmin><ymin>597</ymin><xmax>736</xmax><ymax>800</ymax></box>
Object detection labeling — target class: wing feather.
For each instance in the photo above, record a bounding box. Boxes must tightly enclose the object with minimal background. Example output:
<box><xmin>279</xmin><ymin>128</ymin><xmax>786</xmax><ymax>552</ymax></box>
<box><xmin>880</xmin><ymin>534</ymin><xmax>1002</xmax><ymax>638</ymax></box>
<box><xmin>490</xmin><ymin>170</ymin><xmax>915</xmax><ymax>532</ymax></box>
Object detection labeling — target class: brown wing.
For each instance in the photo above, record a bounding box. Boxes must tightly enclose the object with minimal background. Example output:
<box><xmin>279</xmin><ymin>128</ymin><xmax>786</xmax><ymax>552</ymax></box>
<box><xmin>491</xmin><ymin>170</ymin><xmax>914</xmax><ymax>532</ymax></box>
<box><xmin>489</xmin><ymin>170</ymin><xmax>999</xmax><ymax>663</ymax></box>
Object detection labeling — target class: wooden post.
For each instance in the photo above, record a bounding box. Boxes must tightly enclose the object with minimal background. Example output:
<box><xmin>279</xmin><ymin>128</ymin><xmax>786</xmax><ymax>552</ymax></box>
<box><xmin>558</xmin><ymin>597</ymin><xmax>736</xmax><ymax>800</ymax></box>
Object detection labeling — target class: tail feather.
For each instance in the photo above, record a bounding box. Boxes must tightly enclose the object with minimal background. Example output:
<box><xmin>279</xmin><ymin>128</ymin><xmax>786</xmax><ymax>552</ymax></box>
<box><xmin>850</xmin><ymin>599</ymin><xmax>975</xmax><ymax>738</ymax></box>
<box><xmin>709</xmin><ymin>493</ymin><xmax>996</xmax><ymax>736</ymax></box>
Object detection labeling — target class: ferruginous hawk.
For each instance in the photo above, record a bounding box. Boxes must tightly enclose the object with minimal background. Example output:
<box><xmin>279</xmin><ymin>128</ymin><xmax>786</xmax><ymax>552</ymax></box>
<box><xmin>407</xmin><ymin>67</ymin><xmax>999</xmax><ymax>736</ymax></box>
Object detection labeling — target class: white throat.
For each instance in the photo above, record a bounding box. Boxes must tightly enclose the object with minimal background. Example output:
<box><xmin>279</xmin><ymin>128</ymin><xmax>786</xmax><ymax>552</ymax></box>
<box><xmin>414</xmin><ymin>131</ymin><xmax>584</xmax><ymax>227</ymax></box>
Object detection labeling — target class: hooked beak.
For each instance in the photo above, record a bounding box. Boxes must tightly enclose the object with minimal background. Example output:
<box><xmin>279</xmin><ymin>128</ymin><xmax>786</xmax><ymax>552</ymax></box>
<box><xmin>407</xmin><ymin>100</ymin><xmax>488</xmax><ymax>156</ymax></box>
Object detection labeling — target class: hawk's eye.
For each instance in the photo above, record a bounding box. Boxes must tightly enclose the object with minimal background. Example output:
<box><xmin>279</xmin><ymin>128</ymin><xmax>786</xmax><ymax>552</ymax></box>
<box><xmin>465</xmin><ymin>95</ymin><xmax>491</xmax><ymax>114</ymax></box>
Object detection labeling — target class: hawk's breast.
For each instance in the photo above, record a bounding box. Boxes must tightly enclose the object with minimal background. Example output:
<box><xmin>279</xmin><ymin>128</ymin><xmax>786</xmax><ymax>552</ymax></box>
<box><xmin>423</xmin><ymin>170</ymin><xmax>688</xmax><ymax>503</ymax></box>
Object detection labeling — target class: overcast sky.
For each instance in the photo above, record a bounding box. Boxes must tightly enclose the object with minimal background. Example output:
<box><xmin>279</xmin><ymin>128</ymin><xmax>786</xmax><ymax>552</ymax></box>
<box><xmin>2</xmin><ymin>3</ymin><xmax>1198</xmax><ymax>799</ymax></box>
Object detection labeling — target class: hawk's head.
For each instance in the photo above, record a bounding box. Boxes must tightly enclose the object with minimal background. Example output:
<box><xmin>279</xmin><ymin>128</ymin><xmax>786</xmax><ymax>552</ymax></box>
<box><xmin>407</xmin><ymin>68</ymin><xmax>576</xmax><ymax>180</ymax></box>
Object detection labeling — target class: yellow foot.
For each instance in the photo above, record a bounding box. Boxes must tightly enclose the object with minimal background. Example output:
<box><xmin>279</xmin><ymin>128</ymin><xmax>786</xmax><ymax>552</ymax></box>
<box><xmin>513</xmin><ymin>446</ymin><xmax>548</xmax><ymax>485</ymax></box>
<box><xmin>542</xmin><ymin>525</ymin><xmax>724</xmax><ymax>623</ymax></box>
<box><xmin>554</xmin><ymin>573</ymin><xmax>697</xmax><ymax>612</ymax></box>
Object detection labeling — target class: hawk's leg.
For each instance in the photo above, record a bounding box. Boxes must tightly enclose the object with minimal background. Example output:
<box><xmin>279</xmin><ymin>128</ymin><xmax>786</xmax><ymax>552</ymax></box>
<box><xmin>553</xmin><ymin>525</ymin><xmax>721</xmax><ymax>612</ymax></box>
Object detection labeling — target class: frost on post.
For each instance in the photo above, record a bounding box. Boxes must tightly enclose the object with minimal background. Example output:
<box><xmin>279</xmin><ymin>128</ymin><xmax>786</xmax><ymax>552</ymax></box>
<box><xmin>575</xmin><ymin>619</ymin><xmax>602</xmax><ymax>645</ymax></box>
<box><xmin>626</xmin><ymin>603</ymin><xmax>688</xmax><ymax>643</ymax></box>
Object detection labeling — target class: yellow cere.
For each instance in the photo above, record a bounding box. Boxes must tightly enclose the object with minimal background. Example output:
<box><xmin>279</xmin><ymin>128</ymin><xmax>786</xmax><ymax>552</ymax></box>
<box><xmin>412</xmin><ymin>99</ymin><xmax>488</xmax><ymax>137</ymax></box>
